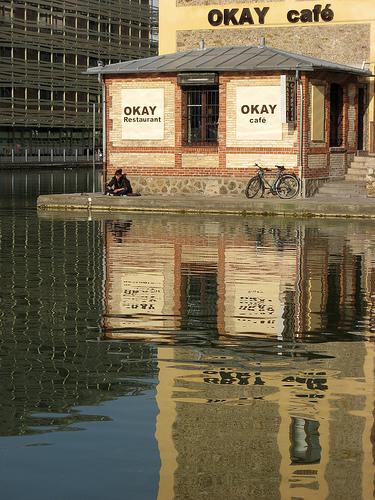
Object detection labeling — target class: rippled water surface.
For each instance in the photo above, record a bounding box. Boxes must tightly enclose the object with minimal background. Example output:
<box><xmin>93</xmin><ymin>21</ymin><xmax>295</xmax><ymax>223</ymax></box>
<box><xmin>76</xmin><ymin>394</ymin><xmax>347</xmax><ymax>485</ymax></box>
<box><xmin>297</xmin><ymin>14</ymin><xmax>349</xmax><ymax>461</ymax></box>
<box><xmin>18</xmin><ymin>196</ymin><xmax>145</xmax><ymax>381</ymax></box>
<box><xmin>0</xmin><ymin>169</ymin><xmax>374</xmax><ymax>499</ymax></box>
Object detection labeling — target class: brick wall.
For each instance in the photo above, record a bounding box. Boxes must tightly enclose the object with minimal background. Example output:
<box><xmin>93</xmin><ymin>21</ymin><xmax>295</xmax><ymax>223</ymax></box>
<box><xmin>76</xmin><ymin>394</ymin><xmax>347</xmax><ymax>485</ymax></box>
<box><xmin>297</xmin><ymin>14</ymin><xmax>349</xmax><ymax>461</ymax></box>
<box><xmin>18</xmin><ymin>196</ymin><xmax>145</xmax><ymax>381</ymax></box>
<box><xmin>105</xmin><ymin>71</ymin><xmax>361</xmax><ymax>195</ymax></box>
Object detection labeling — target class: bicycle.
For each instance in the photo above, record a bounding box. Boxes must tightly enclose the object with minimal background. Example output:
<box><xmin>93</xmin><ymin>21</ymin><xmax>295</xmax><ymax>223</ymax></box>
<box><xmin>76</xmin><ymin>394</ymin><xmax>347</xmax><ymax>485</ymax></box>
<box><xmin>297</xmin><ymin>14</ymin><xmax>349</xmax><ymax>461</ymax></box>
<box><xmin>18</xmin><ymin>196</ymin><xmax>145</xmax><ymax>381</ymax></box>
<box><xmin>245</xmin><ymin>163</ymin><xmax>300</xmax><ymax>199</ymax></box>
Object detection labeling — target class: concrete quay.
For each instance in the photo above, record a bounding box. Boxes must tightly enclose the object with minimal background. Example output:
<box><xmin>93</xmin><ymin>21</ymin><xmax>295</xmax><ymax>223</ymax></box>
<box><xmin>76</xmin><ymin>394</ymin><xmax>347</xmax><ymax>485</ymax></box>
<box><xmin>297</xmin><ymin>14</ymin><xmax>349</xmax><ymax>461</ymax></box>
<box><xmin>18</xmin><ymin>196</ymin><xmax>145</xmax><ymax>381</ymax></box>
<box><xmin>37</xmin><ymin>192</ymin><xmax>375</xmax><ymax>219</ymax></box>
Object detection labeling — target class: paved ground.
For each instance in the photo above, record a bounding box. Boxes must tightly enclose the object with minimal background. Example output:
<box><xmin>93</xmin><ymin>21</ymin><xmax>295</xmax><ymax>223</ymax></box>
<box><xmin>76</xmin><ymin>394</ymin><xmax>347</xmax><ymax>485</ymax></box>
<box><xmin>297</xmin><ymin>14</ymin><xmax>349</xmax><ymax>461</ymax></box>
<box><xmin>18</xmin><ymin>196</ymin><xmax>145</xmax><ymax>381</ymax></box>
<box><xmin>37</xmin><ymin>192</ymin><xmax>375</xmax><ymax>219</ymax></box>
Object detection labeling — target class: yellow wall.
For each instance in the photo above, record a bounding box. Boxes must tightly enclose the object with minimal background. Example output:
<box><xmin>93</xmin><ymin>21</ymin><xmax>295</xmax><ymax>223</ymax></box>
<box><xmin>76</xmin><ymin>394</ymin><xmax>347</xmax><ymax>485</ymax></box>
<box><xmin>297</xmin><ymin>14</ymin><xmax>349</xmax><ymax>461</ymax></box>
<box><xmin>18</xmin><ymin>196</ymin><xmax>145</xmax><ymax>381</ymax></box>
<box><xmin>160</xmin><ymin>0</ymin><xmax>375</xmax><ymax>63</ymax></box>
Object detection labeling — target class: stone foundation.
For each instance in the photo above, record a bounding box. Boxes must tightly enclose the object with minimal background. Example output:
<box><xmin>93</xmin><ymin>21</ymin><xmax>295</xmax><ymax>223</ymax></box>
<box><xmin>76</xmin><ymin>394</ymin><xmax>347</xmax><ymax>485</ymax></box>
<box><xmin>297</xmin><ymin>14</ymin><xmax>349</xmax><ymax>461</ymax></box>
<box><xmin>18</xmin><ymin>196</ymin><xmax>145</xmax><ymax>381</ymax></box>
<box><xmin>130</xmin><ymin>176</ymin><xmax>249</xmax><ymax>195</ymax></box>
<box><xmin>129</xmin><ymin>175</ymin><xmax>316</xmax><ymax>197</ymax></box>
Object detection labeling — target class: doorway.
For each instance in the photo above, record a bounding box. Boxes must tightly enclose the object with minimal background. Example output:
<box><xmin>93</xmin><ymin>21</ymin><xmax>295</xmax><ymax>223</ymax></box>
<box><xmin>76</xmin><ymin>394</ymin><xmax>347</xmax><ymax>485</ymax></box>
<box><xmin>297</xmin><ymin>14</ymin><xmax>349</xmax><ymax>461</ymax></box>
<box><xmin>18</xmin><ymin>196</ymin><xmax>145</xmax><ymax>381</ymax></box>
<box><xmin>329</xmin><ymin>83</ymin><xmax>343</xmax><ymax>147</ymax></box>
<box><xmin>357</xmin><ymin>87</ymin><xmax>366</xmax><ymax>151</ymax></box>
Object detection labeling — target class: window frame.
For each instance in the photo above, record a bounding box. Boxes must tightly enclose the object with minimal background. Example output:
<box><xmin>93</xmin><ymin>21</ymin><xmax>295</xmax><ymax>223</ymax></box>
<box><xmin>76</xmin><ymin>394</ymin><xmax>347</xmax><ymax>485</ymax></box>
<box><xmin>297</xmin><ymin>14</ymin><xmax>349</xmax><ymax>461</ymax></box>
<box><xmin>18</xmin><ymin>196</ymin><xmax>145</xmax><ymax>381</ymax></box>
<box><xmin>181</xmin><ymin>86</ymin><xmax>219</xmax><ymax>147</ymax></box>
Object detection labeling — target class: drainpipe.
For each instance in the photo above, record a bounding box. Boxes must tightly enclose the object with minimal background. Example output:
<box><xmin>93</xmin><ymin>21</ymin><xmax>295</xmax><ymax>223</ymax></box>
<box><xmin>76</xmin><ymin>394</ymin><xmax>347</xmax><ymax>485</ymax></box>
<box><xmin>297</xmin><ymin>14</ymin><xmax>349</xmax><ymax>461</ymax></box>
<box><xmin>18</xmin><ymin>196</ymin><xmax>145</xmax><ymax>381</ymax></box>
<box><xmin>97</xmin><ymin>61</ymin><xmax>106</xmax><ymax>192</ymax></box>
<box><xmin>296</xmin><ymin>68</ymin><xmax>305</xmax><ymax>198</ymax></box>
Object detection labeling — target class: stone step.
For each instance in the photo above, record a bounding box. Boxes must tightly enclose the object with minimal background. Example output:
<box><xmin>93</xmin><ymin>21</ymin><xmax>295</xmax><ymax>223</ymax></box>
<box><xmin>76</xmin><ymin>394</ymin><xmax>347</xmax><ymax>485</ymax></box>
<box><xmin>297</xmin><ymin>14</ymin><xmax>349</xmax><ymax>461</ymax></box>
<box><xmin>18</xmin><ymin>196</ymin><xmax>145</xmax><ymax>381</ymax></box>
<box><xmin>351</xmin><ymin>155</ymin><xmax>375</xmax><ymax>163</ymax></box>
<box><xmin>345</xmin><ymin>174</ymin><xmax>368</xmax><ymax>181</ymax></box>
<box><xmin>313</xmin><ymin>181</ymin><xmax>367</xmax><ymax>199</ymax></box>
<box><xmin>319</xmin><ymin>185</ymin><xmax>366</xmax><ymax>192</ymax></box>
<box><xmin>349</xmin><ymin>161</ymin><xmax>374</xmax><ymax>168</ymax></box>
<box><xmin>346</xmin><ymin>167</ymin><xmax>368</xmax><ymax>174</ymax></box>
<box><xmin>314</xmin><ymin>193</ymin><xmax>368</xmax><ymax>199</ymax></box>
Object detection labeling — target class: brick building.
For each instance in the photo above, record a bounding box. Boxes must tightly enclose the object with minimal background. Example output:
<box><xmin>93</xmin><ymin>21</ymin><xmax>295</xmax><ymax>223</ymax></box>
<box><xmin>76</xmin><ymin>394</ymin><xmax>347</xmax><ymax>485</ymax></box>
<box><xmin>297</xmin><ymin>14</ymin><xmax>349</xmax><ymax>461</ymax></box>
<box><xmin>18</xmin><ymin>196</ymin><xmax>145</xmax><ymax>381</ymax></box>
<box><xmin>88</xmin><ymin>45</ymin><xmax>370</xmax><ymax>196</ymax></box>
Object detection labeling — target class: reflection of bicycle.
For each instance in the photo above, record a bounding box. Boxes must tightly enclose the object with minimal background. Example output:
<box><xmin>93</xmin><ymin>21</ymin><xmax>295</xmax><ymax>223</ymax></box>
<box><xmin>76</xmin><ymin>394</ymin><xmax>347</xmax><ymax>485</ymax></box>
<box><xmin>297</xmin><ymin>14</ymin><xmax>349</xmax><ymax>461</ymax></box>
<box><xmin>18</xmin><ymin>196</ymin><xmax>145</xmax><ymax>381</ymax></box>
<box><xmin>245</xmin><ymin>163</ymin><xmax>300</xmax><ymax>199</ymax></box>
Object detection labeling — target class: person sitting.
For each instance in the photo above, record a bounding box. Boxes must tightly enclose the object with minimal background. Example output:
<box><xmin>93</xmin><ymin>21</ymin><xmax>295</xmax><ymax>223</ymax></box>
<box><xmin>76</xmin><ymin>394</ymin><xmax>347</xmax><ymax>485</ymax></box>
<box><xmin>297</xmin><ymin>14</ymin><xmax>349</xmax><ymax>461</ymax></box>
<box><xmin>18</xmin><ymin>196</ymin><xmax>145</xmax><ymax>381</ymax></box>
<box><xmin>105</xmin><ymin>169</ymin><xmax>133</xmax><ymax>196</ymax></box>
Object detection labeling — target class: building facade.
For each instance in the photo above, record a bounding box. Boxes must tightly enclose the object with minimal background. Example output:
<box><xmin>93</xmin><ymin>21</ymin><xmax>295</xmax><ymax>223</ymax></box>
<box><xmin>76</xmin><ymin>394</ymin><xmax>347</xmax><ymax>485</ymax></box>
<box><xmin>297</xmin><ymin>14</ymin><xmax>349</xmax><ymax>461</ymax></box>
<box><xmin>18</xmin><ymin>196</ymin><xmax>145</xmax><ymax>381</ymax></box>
<box><xmin>0</xmin><ymin>0</ymin><xmax>157</xmax><ymax>162</ymax></box>
<box><xmin>159</xmin><ymin>0</ymin><xmax>375</xmax><ymax>153</ymax></box>
<box><xmin>90</xmin><ymin>46</ymin><xmax>369</xmax><ymax>196</ymax></box>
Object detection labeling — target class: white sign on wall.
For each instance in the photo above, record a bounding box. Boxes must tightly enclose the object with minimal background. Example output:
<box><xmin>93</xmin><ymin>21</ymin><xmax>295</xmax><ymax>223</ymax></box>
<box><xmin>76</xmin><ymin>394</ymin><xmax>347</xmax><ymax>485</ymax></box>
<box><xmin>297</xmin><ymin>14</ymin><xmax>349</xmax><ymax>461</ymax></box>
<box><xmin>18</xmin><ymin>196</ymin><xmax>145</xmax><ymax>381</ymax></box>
<box><xmin>121</xmin><ymin>88</ymin><xmax>164</xmax><ymax>140</ymax></box>
<box><xmin>236</xmin><ymin>85</ymin><xmax>282</xmax><ymax>140</ymax></box>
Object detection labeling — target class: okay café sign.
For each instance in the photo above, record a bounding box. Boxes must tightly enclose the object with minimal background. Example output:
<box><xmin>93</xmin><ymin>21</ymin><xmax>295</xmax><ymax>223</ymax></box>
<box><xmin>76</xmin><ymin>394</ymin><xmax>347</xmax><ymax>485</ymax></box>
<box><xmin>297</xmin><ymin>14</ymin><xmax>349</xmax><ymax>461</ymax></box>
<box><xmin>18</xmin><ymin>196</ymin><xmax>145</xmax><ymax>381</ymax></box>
<box><xmin>235</xmin><ymin>85</ymin><xmax>283</xmax><ymax>141</ymax></box>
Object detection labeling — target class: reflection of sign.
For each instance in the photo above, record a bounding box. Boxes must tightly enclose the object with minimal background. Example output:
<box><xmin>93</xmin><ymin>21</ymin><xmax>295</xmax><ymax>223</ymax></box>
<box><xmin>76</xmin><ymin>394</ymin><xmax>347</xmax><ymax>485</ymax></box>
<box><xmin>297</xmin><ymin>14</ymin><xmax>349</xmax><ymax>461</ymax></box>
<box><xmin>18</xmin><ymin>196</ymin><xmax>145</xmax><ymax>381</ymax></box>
<box><xmin>121</xmin><ymin>88</ymin><xmax>164</xmax><ymax>140</ymax></box>
<box><xmin>236</xmin><ymin>86</ymin><xmax>282</xmax><ymax>140</ymax></box>
<box><xmin>121</xmin><ymin>273</ymin><xmax>164</xmax><ymax>315</ymax></box>
<box><xmin>225</xmin><ymin>282</ymin><xmax>283</xmax><ymax>334</ymax></box>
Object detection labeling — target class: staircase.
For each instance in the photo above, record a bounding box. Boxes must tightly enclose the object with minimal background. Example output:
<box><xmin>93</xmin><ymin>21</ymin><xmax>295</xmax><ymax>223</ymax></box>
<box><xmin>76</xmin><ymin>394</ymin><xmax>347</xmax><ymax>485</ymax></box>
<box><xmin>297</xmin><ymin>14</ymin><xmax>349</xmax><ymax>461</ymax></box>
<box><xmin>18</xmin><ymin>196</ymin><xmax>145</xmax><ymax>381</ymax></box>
<box><xmin>345</xmin><ymin>155</ymin><xmax>374</xmax><ymax>182</ymax></box>
<box><xmin>313</xmin><ymin>155</ymin><xmax>374</xmax><ymax>199</ymax></box>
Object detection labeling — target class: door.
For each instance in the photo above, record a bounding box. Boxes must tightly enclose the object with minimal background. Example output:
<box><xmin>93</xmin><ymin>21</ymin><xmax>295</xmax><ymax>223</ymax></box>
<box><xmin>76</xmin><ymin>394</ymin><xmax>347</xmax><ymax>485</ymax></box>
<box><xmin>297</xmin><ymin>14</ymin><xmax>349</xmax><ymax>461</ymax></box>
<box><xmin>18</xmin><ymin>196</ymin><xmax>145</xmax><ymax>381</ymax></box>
<box><xmin>357</xmin><ymin>87</ymin><xmax>365</xmax><ymax>151</ymax></box>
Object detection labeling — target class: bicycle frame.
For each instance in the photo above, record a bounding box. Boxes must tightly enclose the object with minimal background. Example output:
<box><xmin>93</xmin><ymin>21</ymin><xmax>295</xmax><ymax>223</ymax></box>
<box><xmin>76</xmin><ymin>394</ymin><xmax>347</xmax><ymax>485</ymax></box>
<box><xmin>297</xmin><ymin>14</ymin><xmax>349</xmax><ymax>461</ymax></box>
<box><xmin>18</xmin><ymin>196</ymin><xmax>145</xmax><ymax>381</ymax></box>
<box><xmin>257</xmin><ymin>168</ymin><xmax>283</xmax><ymax>195</ymax></box>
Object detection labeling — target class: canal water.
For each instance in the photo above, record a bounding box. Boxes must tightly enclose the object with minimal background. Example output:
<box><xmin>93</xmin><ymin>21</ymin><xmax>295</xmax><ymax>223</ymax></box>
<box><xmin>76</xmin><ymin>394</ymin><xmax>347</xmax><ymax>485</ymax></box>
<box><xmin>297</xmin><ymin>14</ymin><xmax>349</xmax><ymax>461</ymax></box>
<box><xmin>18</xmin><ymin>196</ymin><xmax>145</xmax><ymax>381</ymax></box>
<box><xmin>0</xmin><ymin>168</ymin><xmax>374</xmax><ymax>500</ymax></box>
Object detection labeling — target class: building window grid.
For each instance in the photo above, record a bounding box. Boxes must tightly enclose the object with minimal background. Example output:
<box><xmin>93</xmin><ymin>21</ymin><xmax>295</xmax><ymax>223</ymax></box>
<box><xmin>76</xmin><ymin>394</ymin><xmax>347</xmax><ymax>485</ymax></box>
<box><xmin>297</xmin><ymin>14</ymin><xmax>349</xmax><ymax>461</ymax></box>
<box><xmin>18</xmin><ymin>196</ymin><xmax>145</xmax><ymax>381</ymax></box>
<box><xmin>182</xmin><ymin>87</ymin><xmax>219</xmax><ymax>146</ymax></box>
<box><xmin>0</xmin><ymin>0</ymin><xmax>158</xmax><ymax>143</ymax></box>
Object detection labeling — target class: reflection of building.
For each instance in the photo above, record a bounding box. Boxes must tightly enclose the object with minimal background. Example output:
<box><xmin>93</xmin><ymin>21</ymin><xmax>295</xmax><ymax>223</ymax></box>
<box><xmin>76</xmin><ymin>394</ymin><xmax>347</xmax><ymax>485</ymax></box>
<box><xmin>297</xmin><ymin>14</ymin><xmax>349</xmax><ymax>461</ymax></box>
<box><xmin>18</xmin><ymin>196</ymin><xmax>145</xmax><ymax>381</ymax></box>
<box><xmin>101</xmin><ymin>214</ymin><xmax>375</xmax><ymax>499</ymax></box>
<box><xmin>102</xmin><ymin>215</ymin><xmax>375</xmax><ymax>341</ymax></box>
<box><xmin>0</xmin><ymin>1</ymin><xmax>157</xmax><ymax>159</ymax></box>
<box><xmin>155</xmin><ymin>341</ymin><xmax>375</xmax><ymax>500</ymax></box>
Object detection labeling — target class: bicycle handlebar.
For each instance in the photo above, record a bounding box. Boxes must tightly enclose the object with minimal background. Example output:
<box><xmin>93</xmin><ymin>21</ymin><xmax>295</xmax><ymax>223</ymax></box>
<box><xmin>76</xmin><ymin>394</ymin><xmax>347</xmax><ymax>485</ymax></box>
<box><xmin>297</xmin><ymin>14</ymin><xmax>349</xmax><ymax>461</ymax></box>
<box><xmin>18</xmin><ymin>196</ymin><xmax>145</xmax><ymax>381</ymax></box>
<box><xmin>254</xmin><ymin>163</ymin><xmax>285</xmax><ymax>172</ymax></box>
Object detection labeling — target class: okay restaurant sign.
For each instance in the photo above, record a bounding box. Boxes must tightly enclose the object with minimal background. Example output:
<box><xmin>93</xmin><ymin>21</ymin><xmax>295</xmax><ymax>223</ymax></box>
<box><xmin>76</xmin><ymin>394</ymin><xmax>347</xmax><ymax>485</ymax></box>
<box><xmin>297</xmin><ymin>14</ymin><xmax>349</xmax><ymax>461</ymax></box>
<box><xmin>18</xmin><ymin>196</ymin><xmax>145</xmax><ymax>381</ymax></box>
<box><xmin>121</xmin><ymin>88</ymin><xmax>164</xmax><ymax>140</ymax></box>
<box><xmin>236</xmin><ymin>85</ymin><xmax>282</xmax><ymax>140</ymax></box>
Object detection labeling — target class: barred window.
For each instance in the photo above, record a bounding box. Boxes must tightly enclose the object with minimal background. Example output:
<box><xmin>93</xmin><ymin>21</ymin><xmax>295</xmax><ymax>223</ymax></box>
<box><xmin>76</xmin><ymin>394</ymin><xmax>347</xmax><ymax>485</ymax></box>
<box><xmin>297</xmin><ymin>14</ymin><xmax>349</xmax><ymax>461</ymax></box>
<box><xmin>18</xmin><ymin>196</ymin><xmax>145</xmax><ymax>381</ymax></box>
<box><xmin>182</xmin><ymin>87</ymin><xmax>219</xmax><ymax>146</ymax></box>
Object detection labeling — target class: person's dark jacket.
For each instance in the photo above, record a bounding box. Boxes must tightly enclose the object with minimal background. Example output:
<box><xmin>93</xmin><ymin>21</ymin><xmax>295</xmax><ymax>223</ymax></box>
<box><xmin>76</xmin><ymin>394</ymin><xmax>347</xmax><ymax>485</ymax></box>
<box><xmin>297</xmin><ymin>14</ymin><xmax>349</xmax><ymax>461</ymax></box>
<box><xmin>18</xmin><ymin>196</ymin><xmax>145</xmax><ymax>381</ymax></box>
<box><xmin>107</xmin><ymin>174</ymin><xmax>132</xmax><ymax>193</ymax></box>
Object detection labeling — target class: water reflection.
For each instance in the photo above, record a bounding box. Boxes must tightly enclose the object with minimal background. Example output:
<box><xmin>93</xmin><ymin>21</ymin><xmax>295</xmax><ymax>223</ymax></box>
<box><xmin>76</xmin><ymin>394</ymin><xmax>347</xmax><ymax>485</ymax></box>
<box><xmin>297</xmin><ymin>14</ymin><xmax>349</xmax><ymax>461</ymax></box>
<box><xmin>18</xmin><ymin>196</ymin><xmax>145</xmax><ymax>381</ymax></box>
<box><xmin>2</xmin><ymin>200</ymin><xmax>375</xmax><ymax>498</ymax></box>
<box><xmin>99</xmin><ymin>214</ymin><xmax>375</xmax><ymax>500</ymax></box>
<box><xmin>0</xmin><ymin>166</ymin><xmax>101</xmax><ymax>208</ymax></box>
<box><xmin>0</xmin><ymin>211</ymin><xmax>156</xmax><ymax>437</ymax></box>
<box><xmin>101</xmin><ymin>215</ymin><xmax>375</xmax><ymax>344</ymax></box>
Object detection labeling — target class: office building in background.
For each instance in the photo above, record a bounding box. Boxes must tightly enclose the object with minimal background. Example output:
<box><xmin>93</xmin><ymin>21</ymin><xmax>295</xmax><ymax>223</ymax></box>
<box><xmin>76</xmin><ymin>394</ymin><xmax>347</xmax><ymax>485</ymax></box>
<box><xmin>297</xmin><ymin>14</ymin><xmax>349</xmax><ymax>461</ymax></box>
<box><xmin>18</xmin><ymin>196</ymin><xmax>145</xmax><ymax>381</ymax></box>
<box><xmin>0</xmin><ymin>0</ymin><xmax>157</xmax><ymax>162</ymax></box>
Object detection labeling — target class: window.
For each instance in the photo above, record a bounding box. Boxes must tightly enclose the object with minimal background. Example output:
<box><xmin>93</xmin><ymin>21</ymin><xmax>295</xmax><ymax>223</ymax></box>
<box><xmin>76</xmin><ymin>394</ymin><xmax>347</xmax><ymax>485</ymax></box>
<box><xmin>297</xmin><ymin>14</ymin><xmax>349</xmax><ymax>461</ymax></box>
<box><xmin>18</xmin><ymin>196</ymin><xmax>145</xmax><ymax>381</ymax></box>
<box><xmin>77</xmin><ymin>54</ymin><xmax>86</xmax><ymax>67</ymax></box>
<box><xmin>40</xmin><ymin>51</ymin><xmax>51</xmax><ymax>63</ymax></box>
<box><xmin>27</xmin><ymin>88</ymin><xmax>38</xmax><ymax>110</ymax></box>
<box><xmin>89</xmin><ymin>19</ymin><xmax>98</xmax><ymax>40</ymax></box>
<box><xmin>0</xmin><ymin>47</ymin><xmax>11</xmax><ymax>58</ymax></box>
<box><xmin>13</xmin><ymin>47</ymin><xmax>25</xmax><ymax>60</ymax></box>
<box><xmin>311</xmin><ymin>84</ymin><xmax>326</xmax><ymax>142</ymax></box>
<box><xmin>40</xmin><ymin>89</ymin><xmax>51</xmax><ymax>100</ymax></box>
<box><xmin>0</xmin><ymin>3</ymin><xmax>11</xmax><ymax>20</ymax></box>
<box><xmin>330</xmin><ymin>83</ymin><xmax>343</xmax><ymax>147</ymax></box>
<box><xmin>39</xmin><ymin>9</ymin><xmax>51</xmax><ymax>33</ymax></box>
<box><xmin>53</xmin><ymin>53</ymin><xmax>63</xmax><ymax>64</ymax></box>
<box><xmin>182</xmin><ymin>87</ymin><xmax>219</xmax><ymax>145</ymax></box>
<box><xmin>65</xmin><ymin>15</ymin><xmax>76</xmax><ymax>29</ymax></box>
<box><xmin>27</xmin><ymin>49</ymin><xmax>38</xmax><ymax>61</ymax></box>
<box><xmin>290</xmin><ymin>418</ymin><xmax>321</xmax><ymax>465</ymax></box>
<box><xmin>65</xmin><ymin>54</ymin><xmax>75</xmax><ymax>65</ymax></box>
<box><xmin>0</xmin><ymin>87</ymin><xmax>11</xmax><ymax>98</ymax></box>
<box><xmin>14</xmin><ymin>87</ymin><xmax>25</xmax><ymax>99</ymax></box>
<box><xmin>53</xmin><ymin>91</ymin><xmax>64</xmax><ymax>101</ymax></box>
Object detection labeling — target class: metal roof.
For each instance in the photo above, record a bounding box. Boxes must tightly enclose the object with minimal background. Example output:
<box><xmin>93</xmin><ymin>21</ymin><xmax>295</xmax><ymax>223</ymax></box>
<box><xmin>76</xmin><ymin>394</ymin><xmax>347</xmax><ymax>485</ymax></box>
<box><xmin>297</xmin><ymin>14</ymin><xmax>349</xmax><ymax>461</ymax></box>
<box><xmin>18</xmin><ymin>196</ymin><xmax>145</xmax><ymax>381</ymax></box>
<box><xmin>87</xmin><ymin>45</ymin><xmax>371</xmax><ymax>77</ymax></box>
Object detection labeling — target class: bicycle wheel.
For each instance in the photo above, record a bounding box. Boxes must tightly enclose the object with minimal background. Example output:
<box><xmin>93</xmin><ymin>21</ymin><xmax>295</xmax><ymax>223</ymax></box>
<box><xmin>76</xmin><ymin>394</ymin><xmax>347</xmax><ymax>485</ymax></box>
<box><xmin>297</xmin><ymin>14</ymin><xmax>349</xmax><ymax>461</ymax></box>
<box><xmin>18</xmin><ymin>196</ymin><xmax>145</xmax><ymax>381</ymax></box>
<box><xmin>276</xmin><ymin>174</ymin><xmax>299</xmax><ymax>199</ymax></box>
<box><xmin>245</xmin><ymin>176</ymin><xmax>263</xmax><ymax>198</ymax></box>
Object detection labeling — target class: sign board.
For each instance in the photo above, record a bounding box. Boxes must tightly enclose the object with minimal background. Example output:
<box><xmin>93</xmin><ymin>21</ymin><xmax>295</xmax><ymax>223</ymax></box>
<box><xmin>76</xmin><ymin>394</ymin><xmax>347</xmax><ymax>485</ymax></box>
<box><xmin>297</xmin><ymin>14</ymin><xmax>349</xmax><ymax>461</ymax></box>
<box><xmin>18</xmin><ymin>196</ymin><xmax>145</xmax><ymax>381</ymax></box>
<box><xmin>236</xmin><ymin>85</ymin><xmax>283</xmax><ymax>140</ymax></box>
<box><xmin>121</xmin><ymin>88</ymin><xmax>164</xmax><ymax>140</ymax></box>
